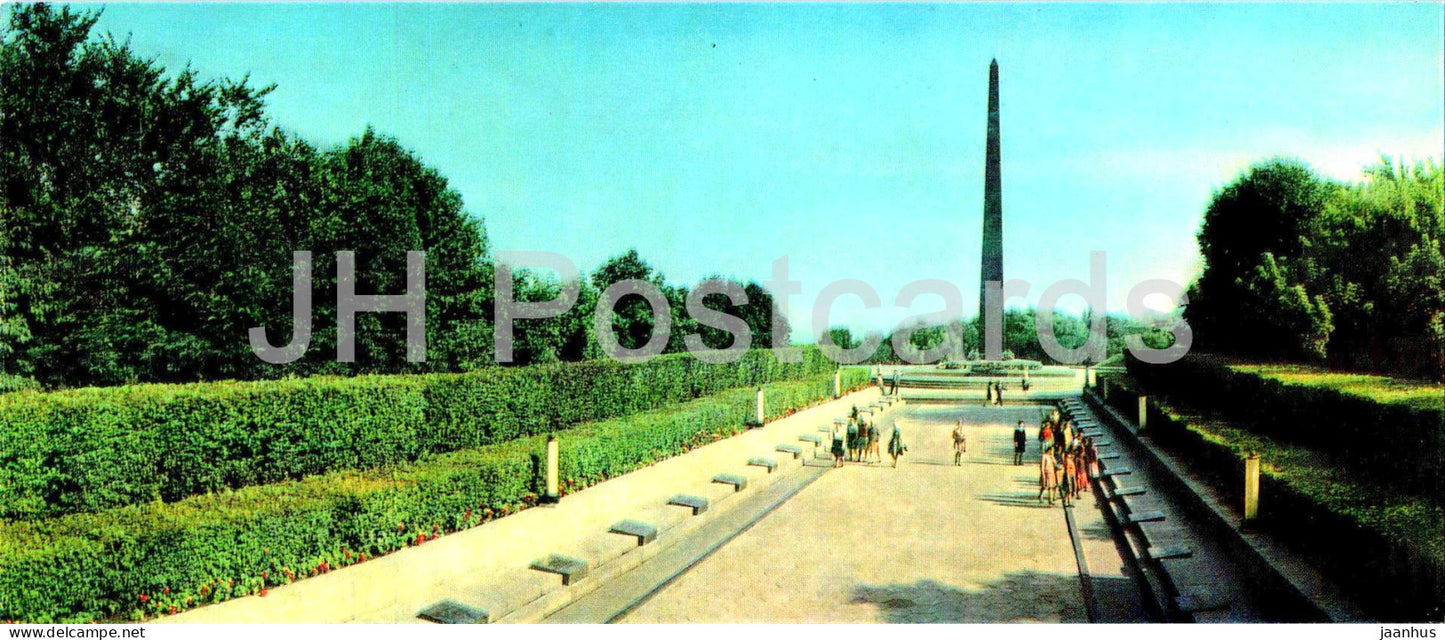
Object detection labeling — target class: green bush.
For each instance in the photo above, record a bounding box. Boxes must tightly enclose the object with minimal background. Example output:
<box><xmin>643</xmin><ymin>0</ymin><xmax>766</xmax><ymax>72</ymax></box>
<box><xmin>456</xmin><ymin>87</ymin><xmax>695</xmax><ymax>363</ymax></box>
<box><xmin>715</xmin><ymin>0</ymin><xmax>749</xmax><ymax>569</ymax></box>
<box><xmin>0</xmin><ymin>349</ymin><xmax>837</xmax><ymax>521</ymax></box>
<box><xmin>1125</xmin><ymin>353</ymin><xmax>1444</xmax><ymax>499</ymax></box>
<box><xmin>0</xmin><ymin>374</ymin><xmax>40</xmax><ymax>394</ymax></box>
<box><xmin>0</xmin><ymin>370</ymin><xmax>865</xmax><ymax>623</ymax></box>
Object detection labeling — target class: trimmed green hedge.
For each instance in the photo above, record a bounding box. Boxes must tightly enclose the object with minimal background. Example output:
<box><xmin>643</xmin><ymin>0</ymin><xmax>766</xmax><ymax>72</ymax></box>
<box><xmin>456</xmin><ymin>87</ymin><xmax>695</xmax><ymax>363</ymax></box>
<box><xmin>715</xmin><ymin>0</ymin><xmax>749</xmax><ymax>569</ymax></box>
<box><xmin>1125</xmin><ymin>353</ymin><xmax>1444</xmax><ymax>499</ymax></box>
<box><xmin>0</xmin><ymin>369</ymin><xmax>869</xmax><ymax>623</ymax></box>
<box><xmin>1104</xmin><ymin>362</ymin><xmax>1445</xmax><ymax>621</ymax></box>
<box><xmin>0</xmin><ymin>349</ymin><xmax>836</xmax><ymax>521</ymax></box>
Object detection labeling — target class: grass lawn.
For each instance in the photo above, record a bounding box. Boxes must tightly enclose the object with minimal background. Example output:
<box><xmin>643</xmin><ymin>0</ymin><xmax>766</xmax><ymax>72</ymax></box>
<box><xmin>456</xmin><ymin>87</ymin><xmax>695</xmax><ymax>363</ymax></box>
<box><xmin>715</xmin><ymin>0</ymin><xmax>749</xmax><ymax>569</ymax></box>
<box><xmin>1225</xmin><ymin>361</ymin><xmax>1444</xmax><ymax>413</ymax></box>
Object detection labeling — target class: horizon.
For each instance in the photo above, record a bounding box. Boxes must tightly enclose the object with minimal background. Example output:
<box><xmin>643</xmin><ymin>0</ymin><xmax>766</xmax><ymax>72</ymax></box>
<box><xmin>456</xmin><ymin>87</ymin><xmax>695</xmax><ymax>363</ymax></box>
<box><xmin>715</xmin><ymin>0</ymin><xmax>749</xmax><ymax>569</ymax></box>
<box><xmin>79</xmin><ymin>2</ymin><xmax>1445</xmax><ymax>341</ymax></box>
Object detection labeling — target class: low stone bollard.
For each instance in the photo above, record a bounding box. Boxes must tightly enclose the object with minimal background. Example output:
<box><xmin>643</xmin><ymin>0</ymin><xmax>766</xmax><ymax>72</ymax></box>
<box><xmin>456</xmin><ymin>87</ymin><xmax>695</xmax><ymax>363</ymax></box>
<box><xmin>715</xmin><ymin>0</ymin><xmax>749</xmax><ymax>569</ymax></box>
<box><xmin>545</xmin><ymin>435</ymin><xmax>560</xmax><ymax>503</ymax></box>
<box><xmin>1137</xmin><ymin>395</ymin><xmax>1149</xmax><ymax>430</ymax></box>
<box><xmin>833</xmin><ymin>370</ymin><xmax>841</xmax><ymax>399</ymax></box>
<box><xmin>1244</xmin><ymin>454</ymin><xmax>1260</xmax><ymax>525</ymax></box>
<box><xmin>756</xmin><ymin>388</ymin><xmax>765</xmax><ymax>426</ymax></box>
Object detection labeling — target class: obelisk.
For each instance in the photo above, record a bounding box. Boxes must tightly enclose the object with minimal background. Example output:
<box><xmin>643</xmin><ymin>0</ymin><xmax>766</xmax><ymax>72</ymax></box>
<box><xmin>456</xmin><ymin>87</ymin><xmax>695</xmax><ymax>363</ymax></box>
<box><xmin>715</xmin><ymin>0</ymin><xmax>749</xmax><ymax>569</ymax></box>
<box><xmin>978</xmin><ymin>59</ymin><xmax>1003</xmax><ymax>318</ymax></box>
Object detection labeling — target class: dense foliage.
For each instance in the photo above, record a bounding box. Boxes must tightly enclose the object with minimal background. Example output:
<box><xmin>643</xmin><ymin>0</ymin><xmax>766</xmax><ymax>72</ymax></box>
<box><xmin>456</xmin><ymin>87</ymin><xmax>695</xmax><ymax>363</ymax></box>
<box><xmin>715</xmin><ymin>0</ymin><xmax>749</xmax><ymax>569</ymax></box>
<box><xmin>0</xmin><ymin>347</ymin><xmax>835</xmax><ymax>521</ymax></box>
<box><xmin>0</xmin><ymin>4</ymin><xmax>791</xmax><ymax>387</ymax></box>
<box><xmin>0</xmin><ymin>370</ymin><xmax>867</xmax><ymax>623</ymax></box>
<box><xmin>837</xmin><ymin>310</ymin><xmax>1177</xmax><ymax>365</ymax></box>
<box><xmin>1187</xmin><ymin>158</ymin><xmax>1445</xmax><ymax>380</ymax></box>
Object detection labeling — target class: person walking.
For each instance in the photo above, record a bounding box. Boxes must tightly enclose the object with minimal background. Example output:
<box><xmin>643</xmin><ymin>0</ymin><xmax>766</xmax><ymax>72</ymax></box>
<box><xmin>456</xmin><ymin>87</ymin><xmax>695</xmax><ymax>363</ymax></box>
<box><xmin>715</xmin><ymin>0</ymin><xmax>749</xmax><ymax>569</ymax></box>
<box><xmin>951</xmin><ymin>419</ymin><xmax>968</xmax><ymax>466</ymax></box>
<box><xmin>1082</xmin><ymin>436</ymin><xmax>1099</xmax><ymax>483</ymax></box>
<box><xmin>1038</xmin><ymin>449</ymin><xmax>1057</xmax><ymax>505</ymax></box>
<box><xmin>888</xmin><ymin>423</ymin><xmax>907</xmax><ymax>468</ymax></box>
<box><xmin>843</xmin><ymin>418</ymin><xmax>855</xmax><ymax>462</ymax></box>
<box><xmin>984</xmin><ymin>380</ymin><xmax>995</xmax><ymax>406</ymax></box>
<box><xmin>1061</xmin><ymin>451</ymin><xmax>1077</xmax><ymax>505</ymax></box>
<box><xmin>995</xmin><ymin>382</ymin><xmax>1005</xmax><ymax>405</ymax></box>
<box><xmin>1073</xmin><ymin>448</ymin><xmax>1088</xmax><ymax>499</ymax></box>
<box><xmin>1013</xmin><ymin>420</ymin><xmax>1028</xmax><ymax>465</ymax></box>
<box><xmin>1040</xmin><ymin>420</ymin><xmax>1055</xmax><ymax>452</ymax></box>
<box><xmin>831</xmin><ymin>420</ymin><xmax>846</xmax><ymax>468</ymax></box>
<box><xmin>866</xmin><ymin>420</ymin><xmax>881</xmax><ymax>463</ymax></box>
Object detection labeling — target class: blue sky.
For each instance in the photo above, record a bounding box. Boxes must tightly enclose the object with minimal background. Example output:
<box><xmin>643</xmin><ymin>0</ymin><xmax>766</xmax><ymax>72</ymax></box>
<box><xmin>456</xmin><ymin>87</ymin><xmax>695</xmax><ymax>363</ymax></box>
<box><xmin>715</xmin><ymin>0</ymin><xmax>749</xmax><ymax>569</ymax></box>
<box><xmin>86</xmin><ymin>3</ymin><xmax>1443</xmax><ymax>340</ymax></box>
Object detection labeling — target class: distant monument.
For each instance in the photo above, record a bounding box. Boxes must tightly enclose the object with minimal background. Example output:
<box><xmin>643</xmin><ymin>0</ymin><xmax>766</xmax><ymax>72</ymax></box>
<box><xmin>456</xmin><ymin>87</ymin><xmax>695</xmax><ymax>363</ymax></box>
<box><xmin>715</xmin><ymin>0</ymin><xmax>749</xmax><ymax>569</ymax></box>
<box><xmin>978</xmin><ymin>59</ymin><xmax>1003</xmax><ymax>318</ymax></box>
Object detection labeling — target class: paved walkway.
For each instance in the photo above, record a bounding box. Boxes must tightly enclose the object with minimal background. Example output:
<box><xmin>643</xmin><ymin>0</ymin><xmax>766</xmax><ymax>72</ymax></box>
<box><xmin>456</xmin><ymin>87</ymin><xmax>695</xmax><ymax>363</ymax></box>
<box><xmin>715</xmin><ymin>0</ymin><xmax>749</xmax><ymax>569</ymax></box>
<box><xmin>619</xmin><ymin>403</ymin><xmax>1143</xmax><ymax>623</ymax></box>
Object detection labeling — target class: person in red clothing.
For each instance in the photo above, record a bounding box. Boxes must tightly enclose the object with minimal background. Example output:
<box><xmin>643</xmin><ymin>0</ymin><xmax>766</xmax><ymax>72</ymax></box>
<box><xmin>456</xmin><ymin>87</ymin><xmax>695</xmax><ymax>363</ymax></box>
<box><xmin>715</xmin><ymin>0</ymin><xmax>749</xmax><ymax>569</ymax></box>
<box><xmin>1038</xmin><ymin>449</ymin><xmax>1058</xmax><ymax>505</ymax></box>
<box><xmin>1072</xmin><ymin>448</ymin><xmax>1088</xmax><ymax>499</ymax></box>
<box><xmin>1060</xmin><ymin>452</ymin><xmax>1077</xmax><ymax>505</ymax></box>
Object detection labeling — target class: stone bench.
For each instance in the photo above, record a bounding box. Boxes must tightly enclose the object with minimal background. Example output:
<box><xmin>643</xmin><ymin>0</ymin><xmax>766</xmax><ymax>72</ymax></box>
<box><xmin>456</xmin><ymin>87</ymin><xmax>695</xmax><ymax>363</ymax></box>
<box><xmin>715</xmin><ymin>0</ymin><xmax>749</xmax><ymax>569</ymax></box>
<box><xmin>607</xmin><ymin>519</ymin><xmax>658</xmax><ymax>546</ymax></box>
<box><xmin>529</xmin><ymin>553</ymin><xmax>589</xmax><ymax>586</ymax></box>
<box><xmin>1110</xmin><ymin>485</ymin><xmax>1147</xmax><ymax>497</ymax></box>
<box><xmin>798</xmin><ymin>434</ymin><xmax>822</xmax><ymax>446</ymax></box>
<box><xmin>776</xmin><ymin>444</ymin><xmax>803</xmax><ymax>459</ymax></box>
<box><xmin>1099</xmin><ymin>466</ymin><xmax>1132</xmax><ymax>477</ymax></box>
<box><xmin>748</xmin><ymin>457</ymin><xmax>778</xmax><ymax>473</ymax></box>
<box><xmin>667</xmin><ymin>494</ymin><xmax>709</xmax><ymax>515</ymax></box>
<box><xmin>418</xmin><ymin>599</ymin><xmax>491</xmax><ymax>624</ymax></box>
<box><xmin>1098</xmin><ymin>452</ymin><xmax>1121</xmax><ymax>460</ymax></box>
<box><xmin>713</xmin><ymin>473</ymin><xmax>748</xmax><ymax>492</ymax></box>
<box><xmin>1148</xmin><ymin>543</ymin><xmax>1193</xmax><ymax>560</ymax></box>
<box><xmin>1124</xmin><ymin>509</ymin><xmax>1165</xmax><ymax>524</ymax></box>
<box><xmin>1174</xmin><ymin>592</ymin><xmax>1231</xmax><ymax>615</ymax></box>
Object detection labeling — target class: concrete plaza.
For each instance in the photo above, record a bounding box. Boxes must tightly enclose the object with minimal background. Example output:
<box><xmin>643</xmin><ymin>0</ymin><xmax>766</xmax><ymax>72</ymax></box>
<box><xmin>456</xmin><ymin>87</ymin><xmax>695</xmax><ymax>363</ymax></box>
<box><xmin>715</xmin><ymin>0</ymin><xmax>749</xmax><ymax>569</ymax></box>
<box><xmin>620</xmin><ymin>403</ymin><xmax>1145</xmax><ymax>623</ymax></box>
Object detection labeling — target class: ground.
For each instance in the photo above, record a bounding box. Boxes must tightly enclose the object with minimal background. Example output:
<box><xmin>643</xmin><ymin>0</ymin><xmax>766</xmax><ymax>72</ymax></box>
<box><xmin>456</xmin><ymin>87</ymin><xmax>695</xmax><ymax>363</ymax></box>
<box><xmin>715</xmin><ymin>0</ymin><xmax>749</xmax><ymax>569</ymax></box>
<box><xmin>620</xmin><ymin>403</ymin><xmax>1143</xmax><ymax>623</ymax></box>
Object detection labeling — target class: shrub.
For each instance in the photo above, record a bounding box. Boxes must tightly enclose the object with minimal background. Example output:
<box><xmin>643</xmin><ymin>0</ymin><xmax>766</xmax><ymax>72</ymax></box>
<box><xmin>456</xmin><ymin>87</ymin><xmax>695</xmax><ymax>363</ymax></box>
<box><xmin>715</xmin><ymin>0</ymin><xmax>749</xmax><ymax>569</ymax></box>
<box><xmin>0</xmin><ymin>374</ymin><xmax>40</xmax><ymax>394</ymax></box>
<box><xmin>0</xmin><ymin>370</ymin><xmax>867</xmax><ymax>623</ymax></box>
<box><xmin>0</xmin><ymin>349</ymin><xmax>837</xmax><ymax>521</ymax></box>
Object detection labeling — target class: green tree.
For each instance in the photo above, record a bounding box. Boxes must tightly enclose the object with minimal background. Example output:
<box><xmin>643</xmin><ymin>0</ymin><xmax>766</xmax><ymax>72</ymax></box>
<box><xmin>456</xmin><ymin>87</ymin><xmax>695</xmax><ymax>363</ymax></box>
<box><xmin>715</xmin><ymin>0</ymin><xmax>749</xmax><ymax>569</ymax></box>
<box><xmin>1188</xmin><ymin>159</ymin><xmax>1336</xmax><ymax>360</ymax></box>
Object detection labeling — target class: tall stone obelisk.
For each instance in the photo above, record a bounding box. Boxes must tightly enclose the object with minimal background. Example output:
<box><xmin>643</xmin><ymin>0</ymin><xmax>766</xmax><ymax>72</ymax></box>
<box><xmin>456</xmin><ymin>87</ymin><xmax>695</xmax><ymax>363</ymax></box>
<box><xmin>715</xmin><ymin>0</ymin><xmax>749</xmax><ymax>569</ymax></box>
<box><xmin>978</xmin><ymin>59</ymin><xmax>1003</xmax><ymax>318</ymax></box>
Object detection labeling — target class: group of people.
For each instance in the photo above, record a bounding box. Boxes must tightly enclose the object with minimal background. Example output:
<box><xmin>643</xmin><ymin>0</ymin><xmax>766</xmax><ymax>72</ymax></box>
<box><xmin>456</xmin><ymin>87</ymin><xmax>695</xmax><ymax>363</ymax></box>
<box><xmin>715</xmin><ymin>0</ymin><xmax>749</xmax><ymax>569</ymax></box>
<box><xmin>827</xmin><ymin>405</ymin><xmax>1096</xmax><ymax>492</ymax></box>
<box><xmin>1034</xmin><ymin>410</ymin><xmax>1099</xmax><ymax>506</ymax></box>
<box><xmin>832</xmin><ymin>405</ymin><xmax>909</xmax><ymax>468</ymax></box>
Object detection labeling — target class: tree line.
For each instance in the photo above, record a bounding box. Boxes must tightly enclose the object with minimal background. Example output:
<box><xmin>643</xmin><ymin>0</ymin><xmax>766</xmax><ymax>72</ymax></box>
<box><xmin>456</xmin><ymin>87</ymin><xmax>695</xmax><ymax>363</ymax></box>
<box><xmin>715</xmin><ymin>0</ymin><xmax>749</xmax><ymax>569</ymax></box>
<box><xmin>1186</xmin><ymin>157</ymin><xmax>1444</xmax><ymax>380</ymax></box>
<box><xmin>0</xmin><ymin>4</ymin><xmax>783</xmax><ymax>388</ymax></box>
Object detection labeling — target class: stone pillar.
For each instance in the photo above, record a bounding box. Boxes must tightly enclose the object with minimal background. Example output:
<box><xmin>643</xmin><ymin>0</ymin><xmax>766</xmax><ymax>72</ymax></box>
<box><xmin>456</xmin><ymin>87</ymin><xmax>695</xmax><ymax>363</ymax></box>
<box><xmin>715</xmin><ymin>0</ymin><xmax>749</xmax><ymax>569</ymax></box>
<box><xmin>1086</xmin><ymin>366</ymin><xmax>1096</xmax><ymax>387</ymax></box>
<box><xmin>978</xmin><ymin>59</ymin><xmax>1004</xmax><ymax>316</ymax></box>
<box><xmin>1244</xmin><ymin>454</ymin><xmax>1261</xmax><ymax>524</ymax></box>
<box><xmin>1101</xmin><ymin>378</ymin><xmax>1109</xmax><ymax>400</ymax></box>
<box><xmin>545</xmin><ymin>435</ymin><xmax>560</xmax><ymax>502</ymax></box>
<box><xmin>756</xmin><ymin>388</ymin><xmax>766</xmax><ymax>426</ymax></box>
<box><xmin>1137</xmin><ymin>395</ymin><xmax>1148</xmax><ymax>430</ymax></box>
<box><xmin>833</xmin><ymin>370</ymin><xmax>841</xmax><ymax>399</ymax></box>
